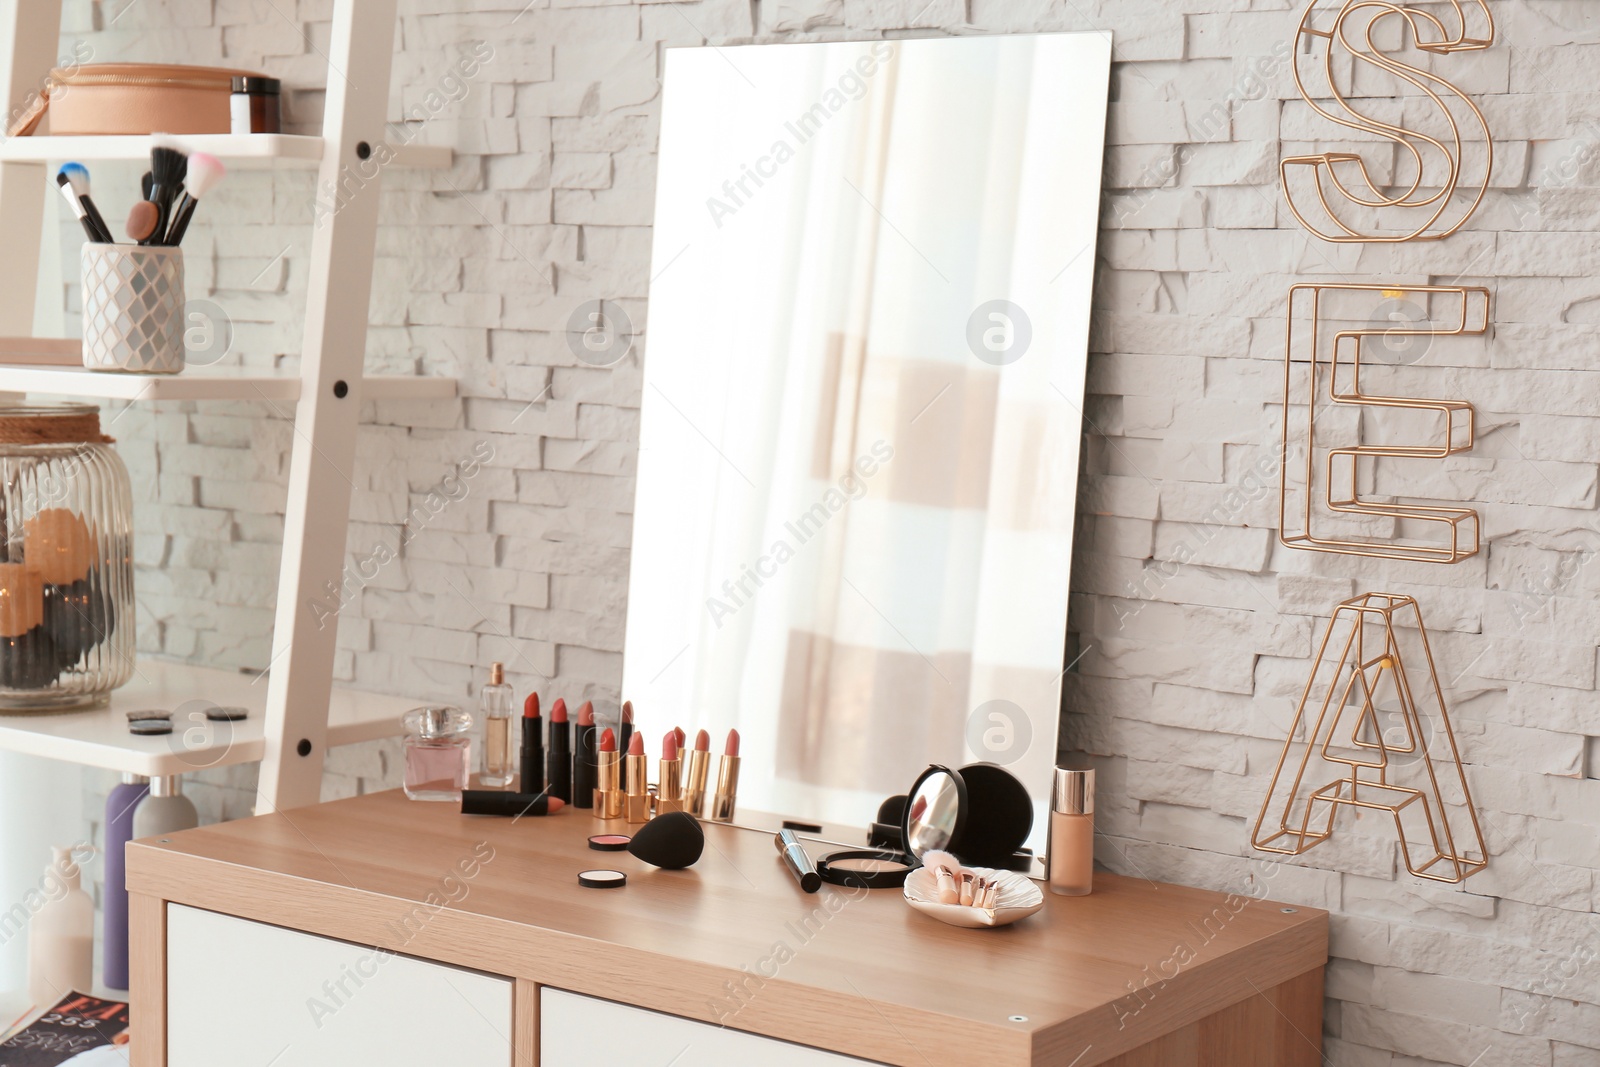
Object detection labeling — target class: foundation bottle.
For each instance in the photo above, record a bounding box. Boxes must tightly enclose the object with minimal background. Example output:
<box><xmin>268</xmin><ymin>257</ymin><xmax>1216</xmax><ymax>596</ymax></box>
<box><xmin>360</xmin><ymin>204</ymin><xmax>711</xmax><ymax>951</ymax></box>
<box><xmin>1049</xmin><ymin>768</ymin><xmax>1094</xmax><ymax>896</ymax></box>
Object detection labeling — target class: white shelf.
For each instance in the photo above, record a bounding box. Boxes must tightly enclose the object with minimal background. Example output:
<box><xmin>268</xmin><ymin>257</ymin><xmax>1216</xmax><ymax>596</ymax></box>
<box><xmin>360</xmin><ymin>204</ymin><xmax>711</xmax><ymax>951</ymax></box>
<box><xmin>0</xmin><ymin>658</ymin><xmax>412</xmax><ymax>777</ymax></box>
<box><xmin>0</xmin><ymin>133</ymin><xmax>450</xmax><ymax>169</ymax></box>
<box><xmin>0</xmin><ymin>364</ymin><xmax>455</xmax><ymax>402</ymax></box>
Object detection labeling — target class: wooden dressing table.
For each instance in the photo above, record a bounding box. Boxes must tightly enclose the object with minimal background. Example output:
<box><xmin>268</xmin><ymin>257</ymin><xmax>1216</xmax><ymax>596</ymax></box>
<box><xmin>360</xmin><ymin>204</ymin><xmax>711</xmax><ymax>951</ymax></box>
<box><xmin>126</xmin><ymin>789</ymin><xmax>1326</xmax><ymax>1066</ymax></box>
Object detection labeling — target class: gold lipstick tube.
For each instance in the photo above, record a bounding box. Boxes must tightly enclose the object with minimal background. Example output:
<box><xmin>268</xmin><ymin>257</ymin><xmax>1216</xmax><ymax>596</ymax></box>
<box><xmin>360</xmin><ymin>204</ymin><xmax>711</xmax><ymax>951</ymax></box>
<box><xmin>683</xmin><ymin>748</ymin><xmax>711</xmax><ymax>817</ymax></box>
<box><xmin>710</xmin><ymin>753</ymin><xmax>741</xmax><ymax>823</ymax></box>
<box><xmin>656</xmin><ymin>756</ymin><xmax>683</xmax><ymax>815</ymax></box>
<box><xmin>595</xmin><ymin>749</ymin><xmax>623</xmax><ymax>820</ymax></box>
<box><xmin>624</xmin><ymin>751</ymin><xmax>650</xmax><ymax>823</ymax></box>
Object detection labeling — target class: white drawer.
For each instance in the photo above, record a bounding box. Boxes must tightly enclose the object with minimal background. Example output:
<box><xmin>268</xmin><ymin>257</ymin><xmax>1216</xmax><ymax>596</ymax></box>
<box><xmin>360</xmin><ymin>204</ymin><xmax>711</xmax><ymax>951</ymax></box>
<box><xmin>541</xmin><ymin>987</ymin><xmax>886</xmax><ymax>1066</ymax></box>
<box><xmin>166</xmin><ymin>905</ymin><xmax>514</xmax><ymax>1067</ymax></box>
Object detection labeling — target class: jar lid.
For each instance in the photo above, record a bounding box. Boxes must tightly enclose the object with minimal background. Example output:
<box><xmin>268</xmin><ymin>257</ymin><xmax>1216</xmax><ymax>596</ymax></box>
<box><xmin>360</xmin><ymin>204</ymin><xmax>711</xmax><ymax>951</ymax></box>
<box><xmin>0</xmin><ymin>402</ymin><xmax>111</xmax><ymax>445</ymax></box>
<box><xmin>403</xmin><ymin>704</ymin><xmax>471</xmax><ymax>739</ymax></box>
<box><xmin>231</xmin><ymin>75</ymin><xmax>281</xmax><ymax>94</ymax></box>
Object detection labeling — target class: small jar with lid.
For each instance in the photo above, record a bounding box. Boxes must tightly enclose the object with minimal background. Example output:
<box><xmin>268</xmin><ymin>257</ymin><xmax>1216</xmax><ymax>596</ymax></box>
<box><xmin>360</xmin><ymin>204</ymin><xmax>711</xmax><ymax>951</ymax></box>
<box><xmin>230</xmin><ymin>76</ymin><xmax>282</xmax><ymax>134</ymax></box>
<box><xmin>402</xmin><ymin>705</ymin><xmax>473</xmax><ymax>802</ymax></box>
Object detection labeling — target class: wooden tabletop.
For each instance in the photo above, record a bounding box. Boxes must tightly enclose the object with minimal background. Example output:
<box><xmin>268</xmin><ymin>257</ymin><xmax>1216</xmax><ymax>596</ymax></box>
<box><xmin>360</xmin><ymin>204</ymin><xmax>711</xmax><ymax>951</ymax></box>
<box><xmin>127</xmin><ymin>789</ymin><xmax>1326</xmax><ymax>1066</ymax></box>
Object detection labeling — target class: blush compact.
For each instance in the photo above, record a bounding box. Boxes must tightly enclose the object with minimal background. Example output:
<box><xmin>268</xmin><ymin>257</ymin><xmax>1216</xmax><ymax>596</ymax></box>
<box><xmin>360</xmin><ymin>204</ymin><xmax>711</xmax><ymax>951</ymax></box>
<box><xmin>588</xmin><ymin>834</ymin><xmax>631</xmax><ymax>852</ymax></box>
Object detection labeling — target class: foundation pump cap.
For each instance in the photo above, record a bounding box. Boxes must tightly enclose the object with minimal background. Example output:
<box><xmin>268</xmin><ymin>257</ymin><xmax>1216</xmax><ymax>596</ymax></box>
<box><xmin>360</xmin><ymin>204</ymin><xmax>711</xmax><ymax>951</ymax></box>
<box><xmin>490</xmin><ymin>662</ymin><xmax>504</xmax><ymax>686</ymax></box>
<box><xmin>1052</xmin><ymin>767</ymin><xmax>1094</xmax><ymax>816</ymax></box>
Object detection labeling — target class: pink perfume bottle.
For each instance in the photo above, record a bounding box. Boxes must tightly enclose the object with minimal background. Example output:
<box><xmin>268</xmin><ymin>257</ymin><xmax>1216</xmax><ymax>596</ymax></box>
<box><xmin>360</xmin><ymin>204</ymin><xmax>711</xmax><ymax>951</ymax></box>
<box><xmin>403</xmin><ymin>705</ymin><xmax>473</xmax><ymax>801</ymax></box>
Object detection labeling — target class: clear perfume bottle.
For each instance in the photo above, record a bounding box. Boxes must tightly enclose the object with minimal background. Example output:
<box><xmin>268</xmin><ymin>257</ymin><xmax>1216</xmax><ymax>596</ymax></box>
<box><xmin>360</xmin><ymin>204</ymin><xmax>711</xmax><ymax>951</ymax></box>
<box><xmin>403</xmin><ymin>705</ymin><xmax>473</xmax><ymax>801</ymax></box>
<box><xmin>479</xmin><ymin>662</ymin><xmax>514</xmax><ymax>787</ymax></box>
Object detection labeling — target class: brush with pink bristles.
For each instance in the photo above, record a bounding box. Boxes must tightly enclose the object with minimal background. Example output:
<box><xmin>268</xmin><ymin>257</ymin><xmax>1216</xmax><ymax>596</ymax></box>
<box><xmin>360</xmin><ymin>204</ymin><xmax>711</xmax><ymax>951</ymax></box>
<box><xmin>161</xmin><ymin>152</ymin><xmax>225</xmax><ymax>246</ymax></box>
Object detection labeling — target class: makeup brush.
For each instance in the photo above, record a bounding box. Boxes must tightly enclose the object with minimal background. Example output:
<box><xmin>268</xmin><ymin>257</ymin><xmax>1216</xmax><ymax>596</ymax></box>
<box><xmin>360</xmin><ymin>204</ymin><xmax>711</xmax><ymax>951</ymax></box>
<box><xmin>125</xmin><ymin>201</ymin><xmax>161</xmax><ymax>244</ymax></box>
<box><xmin>146</xmin><ymin>146</ymin><xmax>188</xmax><ymax>247</ymax></box>
<box><xmin>162</xmin><ymin>152</ymin><xmax>225</xmax><ymax>247</ymax></box>
<box><xmin>54</xmin><ymin>175</ymin><xmax>103</xmax><ymax>243</ymax></box>
<box><xmin>141</xmin><ymin>171</ymin><xmax>153</xmax><ymax>203</ymax></box>
<box><xmin>56</xmin><ymin>164</ymin><xmax>113</xmax><ymax>243</ymax></box>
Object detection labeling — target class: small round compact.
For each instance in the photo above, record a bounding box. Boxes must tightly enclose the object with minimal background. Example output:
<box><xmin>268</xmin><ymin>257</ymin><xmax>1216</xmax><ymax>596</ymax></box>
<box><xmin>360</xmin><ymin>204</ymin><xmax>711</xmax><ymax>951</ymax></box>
<box><xmin>578</xmin><ymin>869</ymin><xmax>627</xmax><ymax>889</ymax></box>
<box><xmin>903</xmin><ymin>763</ymin><xmax>1033</xmax><ymax>869</ymax></box>
<box><xmin>588</xmin><ymin>834</ymin><xmax>631</xmax><ymax>852</ymax></box>
<box><xmin>816</xmin><ymin>849</ymin><xmax>917</xmax><ymax>889</ymax></box>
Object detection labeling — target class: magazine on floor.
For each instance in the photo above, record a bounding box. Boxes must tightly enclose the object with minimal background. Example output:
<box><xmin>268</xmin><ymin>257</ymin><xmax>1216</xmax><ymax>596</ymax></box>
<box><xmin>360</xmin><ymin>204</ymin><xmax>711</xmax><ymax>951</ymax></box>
<box><xmin>0</xmin><ymin>993</ymin><xmax>129</xmax><ymax>1066</ymax></box>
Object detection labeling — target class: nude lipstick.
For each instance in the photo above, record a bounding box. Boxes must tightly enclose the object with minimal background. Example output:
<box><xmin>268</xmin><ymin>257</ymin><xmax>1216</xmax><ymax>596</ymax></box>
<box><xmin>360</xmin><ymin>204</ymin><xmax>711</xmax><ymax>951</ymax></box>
<box><xmin>657</xmin><ymin>731</ymin><xmax>684</xmax><ymax>816</ymax></box>
<box><xmin>573</xmin><ymin>701</ymin><xmax>597</xmax><ymax>810</ymax></box>
<box><xmin>711</xmin><ymin>729</ymin><xmax>741</xmax><ymax>823</ymax></box>
<box><xmin>624</xmin><ymin>731</ymin><xmax>650</xmax><ymax>824</ymax></box>
<box><xmin>671</xmin><ymin>726</ymin><xmax>686</xmax><ymax>792</ymax></box>
<box><xmin>520</xmin><ymin>692</ymin><xmax>544</xmax><ymax>795</ymax></box>
<box><xmin>595</xmin><ymin>727</ymin><xmax>623</xmax><ymax>819</ymax></box>
<box><xmin>684</xmin><ymin>729</ymin><xmax>711</xmax><ymax>818</ymax></box>
<box><xmin>547</xmin><ymin>698</ymin><xmax>571</xmax><ymax>803</ymax></box>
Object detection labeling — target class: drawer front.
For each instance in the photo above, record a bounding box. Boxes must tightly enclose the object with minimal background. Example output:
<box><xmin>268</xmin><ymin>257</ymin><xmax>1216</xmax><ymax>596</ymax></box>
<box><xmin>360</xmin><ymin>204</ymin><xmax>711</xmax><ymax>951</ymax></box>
<box><xmin>166</xmin><ymin>905</ymin><xmax>513</xmax><ymax>1067</ymax></box>
<box><xmin>541</xmin><ymin>988</ymin><xmax>886</xmax><ymax>1066</ymax></box>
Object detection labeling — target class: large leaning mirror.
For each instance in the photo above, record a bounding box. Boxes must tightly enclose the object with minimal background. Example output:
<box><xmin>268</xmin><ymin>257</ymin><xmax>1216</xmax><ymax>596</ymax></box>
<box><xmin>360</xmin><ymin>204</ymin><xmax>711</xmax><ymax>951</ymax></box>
<box><xmin>622</xmin><ymin>33</ymin><xmax>1112</xmax><ymax>859</ymax></box>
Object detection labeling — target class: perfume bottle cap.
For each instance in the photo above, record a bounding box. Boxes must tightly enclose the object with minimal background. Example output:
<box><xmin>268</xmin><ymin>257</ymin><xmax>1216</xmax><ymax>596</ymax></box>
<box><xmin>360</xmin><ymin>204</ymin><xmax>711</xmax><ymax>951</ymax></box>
<box><xmin>490</xmin><ymin>662</ymin><xmax>505</xmax><ymax>686</ymax></box>
<box><xmin>403</xmin><ymin>704</ymin><xmax>472</xmax><ymax>739</ymax></box>
<box><xmin>1052</xmin><ymin>767</ymin><xmax>1094</xmax><ymax>816</ymax></box>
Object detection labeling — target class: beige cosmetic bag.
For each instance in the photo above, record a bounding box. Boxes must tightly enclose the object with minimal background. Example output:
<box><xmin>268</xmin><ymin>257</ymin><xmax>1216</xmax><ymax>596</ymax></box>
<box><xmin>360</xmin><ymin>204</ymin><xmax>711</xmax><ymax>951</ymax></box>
<box><xmin>7</xmin><ymin>63</ymin><xmax>259</xmax><ymax>137</ymax></box>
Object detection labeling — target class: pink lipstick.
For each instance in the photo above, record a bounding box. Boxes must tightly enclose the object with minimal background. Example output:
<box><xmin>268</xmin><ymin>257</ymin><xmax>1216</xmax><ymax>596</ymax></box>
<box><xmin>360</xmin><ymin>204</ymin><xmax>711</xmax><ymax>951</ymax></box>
<box><xmin>684</xmin><ymin>729</ymin><xmax>711</xmax><ymax>818</ymax></box>
<box><xmin>657</xmin><ymin>731</ymin><xmax>684</xmax><ymax>817</ymax></box>
<box><xmin>595</xmin><ymin>726</ymin><xmax>622</xmax><ymax>819</ymax></box>
<box><xmin>711</xmin><ymin>729</ymin><xmax>741</xmax><ymax>823</ymax></box>
<box><xmin>624</xmin><ymin>731</ymin><xmax>650</xmax><ymax>824</ymax></box>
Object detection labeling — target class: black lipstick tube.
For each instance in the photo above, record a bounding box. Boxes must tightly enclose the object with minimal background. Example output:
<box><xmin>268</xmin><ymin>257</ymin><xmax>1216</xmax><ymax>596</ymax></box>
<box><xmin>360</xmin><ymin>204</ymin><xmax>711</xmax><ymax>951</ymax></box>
<box><xmin>461</xmin><ymin>790</ymin><xmax>560</xmax><ymax>817</ymax></box>
<box><xmin>573</xmin><ymin>720</ymin><xmax>597</xmax><ymax>809</ymax></box>
<box><xmin>521</xmin><ymin>713</ymin><xmax>545</xmax><ymax>795</ymax></box>
<box><xmin>548</xmin><ymin>716</ymin><xmax>571</xmax><ymax>803</ymax></box>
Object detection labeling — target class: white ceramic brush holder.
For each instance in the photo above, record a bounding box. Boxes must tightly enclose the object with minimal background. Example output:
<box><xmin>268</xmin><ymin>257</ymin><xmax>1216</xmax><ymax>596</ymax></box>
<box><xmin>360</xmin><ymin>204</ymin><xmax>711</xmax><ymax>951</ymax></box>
<box><xmin>81</xmin><ymin>243</ymin><xmax>185</xmax><ymax>374</ymax></box>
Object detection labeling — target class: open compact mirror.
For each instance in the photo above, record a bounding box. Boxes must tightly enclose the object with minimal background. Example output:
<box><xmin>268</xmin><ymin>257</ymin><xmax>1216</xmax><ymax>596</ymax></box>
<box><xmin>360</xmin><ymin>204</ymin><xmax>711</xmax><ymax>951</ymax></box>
<box><xmin>902</xmin><ymin>763</ymin><xmax>1033</xmax><ymax>868</ymax></box>
<box><xmin>621</xmin><ymin>33</ymin><xmax>1112</xmax><ymax>862</ymax></box>
<box><xmin>904</xmin><ymin>765</ymin><xmax>965</xmax><ymax>857</ymax></box>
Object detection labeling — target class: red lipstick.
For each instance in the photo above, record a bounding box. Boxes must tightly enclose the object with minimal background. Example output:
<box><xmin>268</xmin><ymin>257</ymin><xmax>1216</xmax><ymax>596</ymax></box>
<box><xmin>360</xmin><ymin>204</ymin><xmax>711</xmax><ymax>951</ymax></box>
<box><xmin>547</xmin><ymin>698</ymin><xmax>570</xmax><ymax>803</ymax></box>
<box><xmin>520</xmin><ymin>692</ymin><xmax>544</xmax><ymax>795</ymax></box>
<box><xmin>711</xmin><ymin>729</ymin><xmax>741</xmax><ymax>823</ymax></box>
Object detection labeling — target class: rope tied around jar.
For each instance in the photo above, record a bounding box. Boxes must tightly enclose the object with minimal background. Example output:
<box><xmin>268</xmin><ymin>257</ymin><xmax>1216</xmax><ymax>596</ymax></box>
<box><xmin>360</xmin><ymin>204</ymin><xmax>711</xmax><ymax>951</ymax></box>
<box><xmin>0</xmin><ymin>405</ymin><xmax>114</xmax><ymax>446</ymax></box>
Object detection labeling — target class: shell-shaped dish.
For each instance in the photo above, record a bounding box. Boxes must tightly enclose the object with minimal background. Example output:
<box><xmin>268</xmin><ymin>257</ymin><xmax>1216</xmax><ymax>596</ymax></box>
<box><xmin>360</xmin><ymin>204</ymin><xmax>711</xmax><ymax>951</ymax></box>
<box><xmin>903</xmin><ymin>865</ymin><xmax>1044</xmax><ymax>928</ymax></box>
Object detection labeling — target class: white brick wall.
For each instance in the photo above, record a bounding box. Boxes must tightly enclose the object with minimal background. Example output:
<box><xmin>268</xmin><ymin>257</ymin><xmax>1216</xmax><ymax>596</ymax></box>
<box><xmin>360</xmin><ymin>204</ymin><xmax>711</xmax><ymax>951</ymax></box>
<box><xmin>56</xmin><ymin>1</ymin><xmax>1600</xmax><ymax>1063</ymax></box>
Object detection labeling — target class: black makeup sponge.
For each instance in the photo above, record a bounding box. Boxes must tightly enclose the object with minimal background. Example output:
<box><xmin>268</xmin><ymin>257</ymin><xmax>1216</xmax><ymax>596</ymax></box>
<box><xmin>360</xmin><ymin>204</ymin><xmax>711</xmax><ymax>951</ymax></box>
<box><xmin>626</xmin><ymin>811</ymin><xmax>704</xmax><ymax>869</ymax></box>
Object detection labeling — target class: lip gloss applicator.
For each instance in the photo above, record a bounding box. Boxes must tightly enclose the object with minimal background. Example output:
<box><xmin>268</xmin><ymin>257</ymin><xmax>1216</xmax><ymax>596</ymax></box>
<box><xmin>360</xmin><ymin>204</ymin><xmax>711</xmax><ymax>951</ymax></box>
<box><xmin>547</xmin><ymin>698</ymin><xmax>571</xmax><ymax>803</ymax></box>
<box><xmin>624</xmin><ymin>732</ymin><xmax>650</xmax><ymax>824</ymax></box>
<box><xmin>595</xmin><ymin>727</ymin><xmax>623</xmax><ymax>819</ymax></box>
<box><xmin>520</xmin><ymin>693</ymin><xmax>544</xmax><ymax>795</ymax></box>
<box><xmin>573</xmin><ymin>701</ymin><xmax>597</xmax><ymax>810</ymax></box>
<box><xmin>657</xmin><ymin>732</ymin><xmax>684</xmax><ymax>816</ymax></box>
<box><xmin>711</xmin><ymin>729</ymin><xmax>741</xmax><ymax>823</ymax></box>
<box><xmin>684</xmin><ymin>729</ymin><xmax>711</xmax><ymax>817</ymax></box>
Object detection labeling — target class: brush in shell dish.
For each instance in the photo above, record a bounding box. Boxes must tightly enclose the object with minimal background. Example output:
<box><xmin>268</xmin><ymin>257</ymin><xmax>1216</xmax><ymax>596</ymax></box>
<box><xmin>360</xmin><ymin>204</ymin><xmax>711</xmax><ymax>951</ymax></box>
<box><xmin>904</xmin><ymin>849</ymin><xmax>1044</xmax><ymax>928</ymax></box>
